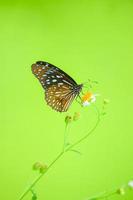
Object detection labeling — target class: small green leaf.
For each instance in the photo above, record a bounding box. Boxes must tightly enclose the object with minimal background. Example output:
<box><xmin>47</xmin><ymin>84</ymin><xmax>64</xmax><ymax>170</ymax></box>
<box><xmin>69</xmin><ymin>149</ymin><xmax>82</xmax><ymax>155</ymax></box>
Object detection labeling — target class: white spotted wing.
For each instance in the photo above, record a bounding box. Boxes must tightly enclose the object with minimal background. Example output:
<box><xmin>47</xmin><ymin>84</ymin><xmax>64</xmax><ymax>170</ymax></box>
<box><xmin>31</xmin><ymin>61</ymin><xmax>83</xmax><ymax>112</ymax></box>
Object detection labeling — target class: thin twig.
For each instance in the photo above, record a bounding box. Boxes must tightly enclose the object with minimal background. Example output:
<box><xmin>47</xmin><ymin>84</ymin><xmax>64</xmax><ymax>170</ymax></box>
<box><xmin>66</xmin><ymin>105</ymin><xmax>100</xmax><ymax>152</ymax></box>
<box><xmin>18</xmin><ymin>105</ymin><xmax>100</xmax><ymax>200</ymax></box>
<box><xmin>62</xmin><ymin>124</ymin><xmax>68</xmax><ymax>152</ymax></box>
<box><xmin>18</xmin><ymin>151</ymin><xmax>64</xmax><ymax>200</ymax></box>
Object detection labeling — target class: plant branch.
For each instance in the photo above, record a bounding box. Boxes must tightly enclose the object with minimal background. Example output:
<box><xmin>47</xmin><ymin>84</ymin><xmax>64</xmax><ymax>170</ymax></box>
<box><xmin>62</xmin><ymin>124</ymin><xmax>68</xmax><ymax>152</ymax></box>
<box><xmin>66</xmin><ymin>105</ymin><xmax>100</xmax><ymax>152</ymax></box>
<box><xmin>18</xmin><ymin>151</ymin><xmax>64</xmax><ymax>200</ymax></box>
<box><xmin>87</xmin><ymin>181</ymin><xmax>133</xmax><ymax>199</ymax></box>
<box><xmin>18</xmin><ymin>105</ymin><xmax>101</xmax><ymax>200</ymax></box>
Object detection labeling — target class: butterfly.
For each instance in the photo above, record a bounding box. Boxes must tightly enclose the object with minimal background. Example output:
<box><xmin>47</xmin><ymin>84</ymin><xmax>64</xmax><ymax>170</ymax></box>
<box><xmin>31</xmin><ymin>61</ymin><xmax>83</xmax><ymax>112</ymax></box>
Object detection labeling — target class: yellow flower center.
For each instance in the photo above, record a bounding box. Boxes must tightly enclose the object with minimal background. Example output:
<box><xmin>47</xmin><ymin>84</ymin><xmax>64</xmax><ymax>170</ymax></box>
<box><xmin>82</xmin><ymin>92</ymin><xmax>93</xmax><ymax>102</ymax></box>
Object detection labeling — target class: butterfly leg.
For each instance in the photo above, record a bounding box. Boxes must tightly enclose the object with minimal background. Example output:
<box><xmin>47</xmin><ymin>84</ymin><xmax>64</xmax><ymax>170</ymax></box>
<box><xmin>76</xmin><ymin>95</ymin><xmax>83</xmax><ymax>106</ymax></box>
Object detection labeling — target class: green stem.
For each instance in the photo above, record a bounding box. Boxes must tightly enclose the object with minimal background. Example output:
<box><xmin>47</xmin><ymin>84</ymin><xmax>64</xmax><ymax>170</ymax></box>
<box><xmin>66</xmin><ymin>105</ymin><xmax>100</xmax><ymax>152</ymax></box>
<box><xmin>18</xmin><ymin>151</ymin><xmax>64</xmax><ymax>200</ymax></box>
<box><xmin>99</xmin><ymin>191</ymin><xmax>116</xmax><ymax>199</ymax></box>
<box><xmin>87</xmin><ymin>188</ymin><xmax>117</xmax><ymax>200</ymax></box>
<box><xmin>62</xmin><ymin>124</ymin><xmax>68</xmax><ymax>152</ymax></box>
<box><xmin>18</xmin><ymin>105</ymin><xmax>100</xmax><ymax>200</ymax></box>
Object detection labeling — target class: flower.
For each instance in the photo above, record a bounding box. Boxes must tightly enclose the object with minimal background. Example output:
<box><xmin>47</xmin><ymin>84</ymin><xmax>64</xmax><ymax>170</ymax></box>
<box><xmin>128</xmin><ymin>180</ymin><xmax>133</xmax><ymax>189</ymax></box>
<box><xmin>81</xmin><ymin>92</ymin><xmax>98</xmax><ymax>107</ymax></box>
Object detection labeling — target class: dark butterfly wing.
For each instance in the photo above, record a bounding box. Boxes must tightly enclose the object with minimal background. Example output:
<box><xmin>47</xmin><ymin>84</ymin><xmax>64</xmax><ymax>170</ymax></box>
<box><xmin>31</xmin><ymin>61</ymin><xmax>82</xmax><ymax>112</ymax></box>
<box><xmin>31</xmin><ymin>61</ymin><xmax>77</xmax><ymax>89</ymax></box>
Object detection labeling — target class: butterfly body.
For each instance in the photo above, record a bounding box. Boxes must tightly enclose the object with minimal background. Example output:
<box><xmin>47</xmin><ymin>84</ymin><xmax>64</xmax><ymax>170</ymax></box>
<box><xmin>31</xmin><ymin>61</ymin><xmax>83</xmax><ymax>112</ymax></box>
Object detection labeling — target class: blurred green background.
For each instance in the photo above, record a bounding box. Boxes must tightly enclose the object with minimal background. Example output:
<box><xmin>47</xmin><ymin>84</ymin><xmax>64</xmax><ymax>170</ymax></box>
<box><xmin>0</xmin><ymin>0</ymin><xmax>133</xmax><ymax>200</ymax></box>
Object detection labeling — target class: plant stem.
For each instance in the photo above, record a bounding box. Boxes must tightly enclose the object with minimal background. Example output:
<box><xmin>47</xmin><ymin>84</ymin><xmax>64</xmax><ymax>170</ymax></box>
<box><xmin>99</xmin><ymin>191</ymin><xmax>116</xmax><ymax>199</ymax></box>
<box><xmin>87</xmin><ymin>188</ymin><xmax>117</xmax><ymax>200</ymax></box>
<box><xmin>18</xmin><ymin>105</ymin><xmax>100</xmax><ymax>200</ymax></box>
<box><xmin>18</xmin><ymin>151</ymin><xmax>64</xmax><ymax>200</ymax></box>
<box><xmin>62</xmin><ymin>124</ymin><xmax>68</xmax><ymax>152</ymax></box>
<box><xmin>66</xmin><ymin>105</ymin><xmax>100</xmax><ymax>152</ymax></box>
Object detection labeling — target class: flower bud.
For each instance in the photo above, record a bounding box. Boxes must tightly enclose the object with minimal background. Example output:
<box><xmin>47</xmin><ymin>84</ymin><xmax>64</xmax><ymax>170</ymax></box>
<box><xmin>73</xmin><ymin>112</ymin><xmax>80</xmax><ymax>121</ymax></box>
<box><xmin>39</xmin><ymin>163</ymin><xmax>48</xmax><ymax>174</ymax></box>
<box><xmin>32</xmin><ymin>193</ymin><xmax>37</xmax><ymax>200</ymax></box>
<box><xmin>65</xmin><ymin>115</ymin><xmax>72</xmax><ymax>124</ymax></box>
<box><xmin>33</xmin><ymin>162</ymin><xmax>48</xmax><ymax>173</ymax></box>
<box><xmin>33</xmin><ymin>162</ymin><xmax>42</xmax><ymax>171</ymax></box>
<box><xmin>103</xmin><ymin>99</ymin><xmax>110</xmax><ymax>105</ymax></box>
<box><xmin>117</xmin><ymin>187</ymin><xmax>125</xmax><ymax>195</ymax></box>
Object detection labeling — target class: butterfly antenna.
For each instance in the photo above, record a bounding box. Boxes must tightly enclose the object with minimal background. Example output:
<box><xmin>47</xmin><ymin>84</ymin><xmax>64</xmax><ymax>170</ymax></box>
<box><xmin>83</xmin><ymin>79</ymin><xmax>99</xmax><ymax>85</ymax></box>
<box><xmin>83</xmin><ymin>79</ymin><xmax>99</xmax><ymax>89</ymax></box>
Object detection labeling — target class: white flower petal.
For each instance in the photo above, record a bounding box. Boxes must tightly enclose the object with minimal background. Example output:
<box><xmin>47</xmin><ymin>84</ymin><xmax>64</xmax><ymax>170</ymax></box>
<box><xmin>128</xmin><ymin>180</ymin><xmax>133</xmax><ymax>188</ymax></box>
<box><xmin>83</xmin><ymin>101</ymin><xmax>91</xmax><ymax>107</ymax></box>
<box><xmin>91</xmin><ymin>96</ymin><xmax>96</xmax><ymax>103</ymax></box>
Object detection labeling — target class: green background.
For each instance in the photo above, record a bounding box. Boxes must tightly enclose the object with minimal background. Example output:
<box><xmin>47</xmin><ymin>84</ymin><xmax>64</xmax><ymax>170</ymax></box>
<box><xmin>0</xmin><ymin>0</ymin><xmax>133</xmax><ymax>200</ymax></box>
